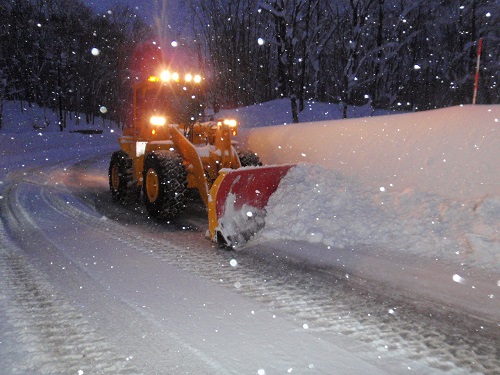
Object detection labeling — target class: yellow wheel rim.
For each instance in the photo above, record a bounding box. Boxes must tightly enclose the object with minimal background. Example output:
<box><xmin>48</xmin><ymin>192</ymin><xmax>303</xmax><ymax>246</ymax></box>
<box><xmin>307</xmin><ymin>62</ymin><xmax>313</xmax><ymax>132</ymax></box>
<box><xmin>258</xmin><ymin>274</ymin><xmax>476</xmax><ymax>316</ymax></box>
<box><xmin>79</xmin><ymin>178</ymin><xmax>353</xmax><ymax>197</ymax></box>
<box><xmin>145</xmin><ymin>168</ymin><xmax>160</xmax><ymax>202</ymax></box>
<box><xmin>111</xmin><ymin>164</ymin><xmax>120</xmax><ymax>191</ymax></box>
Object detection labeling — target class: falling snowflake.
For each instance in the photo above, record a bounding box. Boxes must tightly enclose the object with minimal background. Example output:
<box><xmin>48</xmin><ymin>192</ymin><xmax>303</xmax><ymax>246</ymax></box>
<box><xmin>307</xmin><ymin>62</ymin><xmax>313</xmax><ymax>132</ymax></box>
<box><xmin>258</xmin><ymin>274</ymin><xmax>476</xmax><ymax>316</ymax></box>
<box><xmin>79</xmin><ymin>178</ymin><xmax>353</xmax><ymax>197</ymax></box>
<box><xmin>453</xmin><ymin>274</ymin><xmax>465</xmax><ymax>283</ymax></box>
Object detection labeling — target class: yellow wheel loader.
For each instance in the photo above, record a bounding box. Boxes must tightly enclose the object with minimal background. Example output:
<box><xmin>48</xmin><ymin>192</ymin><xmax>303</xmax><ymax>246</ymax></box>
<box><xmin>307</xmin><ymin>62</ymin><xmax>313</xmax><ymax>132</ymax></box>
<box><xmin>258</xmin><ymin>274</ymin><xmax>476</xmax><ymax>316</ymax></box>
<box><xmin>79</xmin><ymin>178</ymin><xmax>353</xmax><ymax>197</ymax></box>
<box><xmin>109</xmin><ymin>70</ymin><xmax>292</xmax><ymax>246</ymax></box>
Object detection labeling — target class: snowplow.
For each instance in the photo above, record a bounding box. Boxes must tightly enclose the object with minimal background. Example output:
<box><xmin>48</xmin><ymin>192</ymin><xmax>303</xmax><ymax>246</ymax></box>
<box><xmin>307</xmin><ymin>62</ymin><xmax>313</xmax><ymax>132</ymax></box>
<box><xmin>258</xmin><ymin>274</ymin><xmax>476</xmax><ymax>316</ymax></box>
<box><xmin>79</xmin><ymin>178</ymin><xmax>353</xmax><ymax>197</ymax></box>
<box><xmin>109</xmin><ymin>70</ymin><xmax>291</xmax><ymax>246</ymax></box>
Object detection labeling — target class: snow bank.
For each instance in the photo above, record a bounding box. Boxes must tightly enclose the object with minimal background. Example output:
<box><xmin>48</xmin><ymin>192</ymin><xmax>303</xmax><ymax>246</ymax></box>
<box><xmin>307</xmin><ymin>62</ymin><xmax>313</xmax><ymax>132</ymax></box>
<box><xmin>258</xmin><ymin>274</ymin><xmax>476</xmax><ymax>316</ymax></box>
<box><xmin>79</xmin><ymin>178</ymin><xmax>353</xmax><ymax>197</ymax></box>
<box><xmin>245</xmin><ymin>105</ymin><xmax>499</xmax><ymax>199</ymax></box>
<box><xmin>242</xmin><ymin>105</ymin><xmax>499</xmax><ymax>271</ymax></box>
<box><xmin>262</xmin><ymin>164</ymin><xmax>499</xmax><ymax>271</ymax></box>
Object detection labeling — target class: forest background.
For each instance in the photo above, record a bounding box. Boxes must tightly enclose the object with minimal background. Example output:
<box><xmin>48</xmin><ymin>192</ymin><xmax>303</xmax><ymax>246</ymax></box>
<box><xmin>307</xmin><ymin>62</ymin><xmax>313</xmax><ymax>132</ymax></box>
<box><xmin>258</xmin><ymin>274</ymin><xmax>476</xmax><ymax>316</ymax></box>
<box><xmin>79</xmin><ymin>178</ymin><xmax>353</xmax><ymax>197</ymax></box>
<box><xmin>0</xmin><ymin>0</ymin><xmax>498</xmax><ymax>129</ymax></box>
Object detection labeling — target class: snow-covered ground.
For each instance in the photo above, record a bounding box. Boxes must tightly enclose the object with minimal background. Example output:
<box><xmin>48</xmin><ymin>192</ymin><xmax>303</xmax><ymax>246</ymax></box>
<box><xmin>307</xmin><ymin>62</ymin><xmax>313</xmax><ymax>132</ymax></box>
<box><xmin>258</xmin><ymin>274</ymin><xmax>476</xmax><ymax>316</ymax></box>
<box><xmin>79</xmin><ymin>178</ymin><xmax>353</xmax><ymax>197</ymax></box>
<box><xmin>0</xmin><ymin>100</ymin><xmax>499</xmax><ymax>374</ymax></box>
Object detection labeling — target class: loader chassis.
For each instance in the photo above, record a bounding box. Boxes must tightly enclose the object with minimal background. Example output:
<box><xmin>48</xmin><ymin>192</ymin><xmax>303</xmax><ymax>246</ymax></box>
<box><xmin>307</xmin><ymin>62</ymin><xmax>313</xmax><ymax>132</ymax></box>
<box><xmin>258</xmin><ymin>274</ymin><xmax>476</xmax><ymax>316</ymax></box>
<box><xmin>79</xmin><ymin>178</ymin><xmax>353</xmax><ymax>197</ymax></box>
<box><xmin>109</xmin><ymin>71</ymin><xmax>255</xmax><ymax>225</ymax></box>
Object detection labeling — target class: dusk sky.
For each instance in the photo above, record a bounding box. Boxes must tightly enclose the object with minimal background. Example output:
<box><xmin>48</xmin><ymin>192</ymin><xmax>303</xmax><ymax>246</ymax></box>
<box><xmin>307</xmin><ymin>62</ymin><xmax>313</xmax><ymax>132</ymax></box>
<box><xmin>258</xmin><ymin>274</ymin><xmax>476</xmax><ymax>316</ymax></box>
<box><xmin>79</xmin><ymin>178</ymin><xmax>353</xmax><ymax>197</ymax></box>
<box><xmin>86</xmin><ymin>0</ymin><xmax>152</xmax><ymax>18</ymax></box>
<box><xmin>85</xmin><ymin>0</ymin><xmax>196</xmax><ymax>68</ymax></box>
<box><xmin>85</xmin><ymin>0</ymin><xmax>190</xmax><ymax>35</ymax></box>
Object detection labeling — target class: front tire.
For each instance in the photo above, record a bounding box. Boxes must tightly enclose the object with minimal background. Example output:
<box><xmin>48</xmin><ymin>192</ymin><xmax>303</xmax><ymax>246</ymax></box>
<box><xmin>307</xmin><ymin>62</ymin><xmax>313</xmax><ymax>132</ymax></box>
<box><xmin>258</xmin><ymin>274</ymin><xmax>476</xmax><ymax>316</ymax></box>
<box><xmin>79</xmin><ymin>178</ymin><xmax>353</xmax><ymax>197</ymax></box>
<box><xmin>237</xmin><ymin>149</ymin><xmax>262</xmax><ymax>167</ymax></box>
<box><xmin>109</xmin><ymin>150</ymin><xmax>139</xmax><ymax>204</ymax></box>
<box><xmin>142</xmin><ymin>151</ymin><xmax>188</xmax><ymax>219</ymax></box>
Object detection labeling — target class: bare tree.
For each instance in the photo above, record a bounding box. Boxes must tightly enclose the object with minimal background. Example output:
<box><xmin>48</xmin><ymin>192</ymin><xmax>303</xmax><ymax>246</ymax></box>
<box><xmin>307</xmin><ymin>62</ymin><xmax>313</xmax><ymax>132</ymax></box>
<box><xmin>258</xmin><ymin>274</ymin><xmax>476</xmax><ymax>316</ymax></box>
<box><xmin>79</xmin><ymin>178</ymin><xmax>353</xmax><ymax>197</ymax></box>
<box><xmin>259</xmin><ymin>0</ymin><xmax>305</xmax><ymax>122</ymax></box>
<box><xmin>192</xmin><ymin>0</ymin><xmax>274</xmax><ymax>109</ymax></box>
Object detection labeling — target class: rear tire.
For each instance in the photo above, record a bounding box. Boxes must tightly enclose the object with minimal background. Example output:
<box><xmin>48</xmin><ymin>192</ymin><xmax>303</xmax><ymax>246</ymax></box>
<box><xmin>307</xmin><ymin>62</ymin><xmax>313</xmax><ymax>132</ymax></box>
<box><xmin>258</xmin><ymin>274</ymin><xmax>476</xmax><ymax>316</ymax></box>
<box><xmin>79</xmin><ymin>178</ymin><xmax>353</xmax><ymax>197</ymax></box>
<box><xmin>109</xmin><ymin>150</ymin><xmax>139</xmax><ymax>204</ymax></box>
<box><xmin>142</xmin><ymin>151</ymin><xmax>188</xmax><ymax>219</ymax></box>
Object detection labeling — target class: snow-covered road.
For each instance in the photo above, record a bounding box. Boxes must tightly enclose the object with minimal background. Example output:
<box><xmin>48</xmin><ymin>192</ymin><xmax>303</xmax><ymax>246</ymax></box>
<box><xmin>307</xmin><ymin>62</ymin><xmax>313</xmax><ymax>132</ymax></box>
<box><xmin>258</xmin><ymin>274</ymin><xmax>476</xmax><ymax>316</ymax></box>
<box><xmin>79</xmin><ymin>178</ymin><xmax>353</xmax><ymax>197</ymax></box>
<box><xmin>0</xmin><ymin>149</ymin><xmax>402</xmax><ymax>374</ymax></box>
<box><xmin>1</xmin><ymin>136</ymin><xmax>498</xmax><ymax>374</ymax></box>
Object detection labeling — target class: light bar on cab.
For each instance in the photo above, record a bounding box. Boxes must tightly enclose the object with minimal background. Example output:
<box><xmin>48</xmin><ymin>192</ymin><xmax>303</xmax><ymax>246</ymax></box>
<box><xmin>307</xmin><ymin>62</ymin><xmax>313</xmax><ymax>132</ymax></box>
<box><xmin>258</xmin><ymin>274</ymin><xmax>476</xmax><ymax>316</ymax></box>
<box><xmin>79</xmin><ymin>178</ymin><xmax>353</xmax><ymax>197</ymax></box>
<box><xmin>160</xmin><ymin>71</ymin><xmax>171</xmax><ymax>81</ymax></box>
<box><xmin>155</xmin><ymin>70</ymin><xmax>203</xmax><ymax>84</ymax></box>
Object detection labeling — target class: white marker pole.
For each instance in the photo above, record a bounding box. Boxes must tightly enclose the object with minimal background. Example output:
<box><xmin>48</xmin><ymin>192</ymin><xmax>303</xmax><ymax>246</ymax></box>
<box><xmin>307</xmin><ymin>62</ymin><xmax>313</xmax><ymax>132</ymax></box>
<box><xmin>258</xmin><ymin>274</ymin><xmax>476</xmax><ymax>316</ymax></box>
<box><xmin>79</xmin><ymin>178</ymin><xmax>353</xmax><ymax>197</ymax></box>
<box><xmin>472</xmin><ymin>38</ymin><xmax>483</xmax><ymax>105</ymax></box>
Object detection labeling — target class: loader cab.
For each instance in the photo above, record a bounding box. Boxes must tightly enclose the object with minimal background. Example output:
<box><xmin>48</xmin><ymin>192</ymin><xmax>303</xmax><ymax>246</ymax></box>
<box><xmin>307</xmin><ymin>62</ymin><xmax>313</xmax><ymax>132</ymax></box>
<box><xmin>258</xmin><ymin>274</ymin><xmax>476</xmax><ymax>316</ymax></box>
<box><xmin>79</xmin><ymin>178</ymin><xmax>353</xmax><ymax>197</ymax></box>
<box><xmin>128</xmin><ymin>72</ymin><xmax>204</xmax><ymax>141</ymax></box>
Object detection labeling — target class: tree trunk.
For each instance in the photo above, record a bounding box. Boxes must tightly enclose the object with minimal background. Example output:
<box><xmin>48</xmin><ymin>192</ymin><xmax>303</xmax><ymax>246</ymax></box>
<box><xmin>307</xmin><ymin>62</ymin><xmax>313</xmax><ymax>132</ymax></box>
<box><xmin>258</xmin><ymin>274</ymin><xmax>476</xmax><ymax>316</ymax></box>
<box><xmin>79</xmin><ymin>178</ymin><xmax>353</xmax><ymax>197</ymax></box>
<box><xmin>373</xmin><ymin>0</ymin><xmax>385</xmax><ymax>105</ymax></box>
<box><xmin>57</xmin><ymin>63</ymin><xmax>64</xmax><ymax>131</ymax></box>
<box><xmin>290</xmin><ymin>95</ymin><xmax>299</xmax><ymax>123</ymax></box>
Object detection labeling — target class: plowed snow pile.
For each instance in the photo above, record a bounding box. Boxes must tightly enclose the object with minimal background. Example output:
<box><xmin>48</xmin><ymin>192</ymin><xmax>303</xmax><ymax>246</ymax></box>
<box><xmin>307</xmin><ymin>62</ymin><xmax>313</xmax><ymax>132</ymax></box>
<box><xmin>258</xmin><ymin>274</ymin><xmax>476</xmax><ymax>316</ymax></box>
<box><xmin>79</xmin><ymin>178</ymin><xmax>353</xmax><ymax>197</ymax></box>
<box><xmin>242</xmin><ymin>105</ymin><xmax>499</xmax><ymax>271</ymax></box>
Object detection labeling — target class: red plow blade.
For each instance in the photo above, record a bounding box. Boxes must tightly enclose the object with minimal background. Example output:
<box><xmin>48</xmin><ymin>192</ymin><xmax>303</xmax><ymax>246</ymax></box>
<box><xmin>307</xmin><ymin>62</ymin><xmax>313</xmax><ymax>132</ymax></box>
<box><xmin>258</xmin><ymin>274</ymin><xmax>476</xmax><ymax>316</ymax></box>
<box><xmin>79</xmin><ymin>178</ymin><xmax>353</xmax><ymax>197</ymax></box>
<box><xmin>208</xmin><ymin>165</ymin><xmax>294</xmax><ymax>246</ymax></box>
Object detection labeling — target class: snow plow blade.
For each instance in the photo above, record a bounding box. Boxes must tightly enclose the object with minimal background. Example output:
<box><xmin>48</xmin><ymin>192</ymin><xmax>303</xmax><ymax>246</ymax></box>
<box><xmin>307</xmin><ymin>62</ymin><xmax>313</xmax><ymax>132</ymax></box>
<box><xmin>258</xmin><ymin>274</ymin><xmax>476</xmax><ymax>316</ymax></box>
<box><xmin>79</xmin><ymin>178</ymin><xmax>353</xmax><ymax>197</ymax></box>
<box><xmin>208</xmin><ymin>165</ymin><xmax>294</xmax><ymax>246</ymax></box>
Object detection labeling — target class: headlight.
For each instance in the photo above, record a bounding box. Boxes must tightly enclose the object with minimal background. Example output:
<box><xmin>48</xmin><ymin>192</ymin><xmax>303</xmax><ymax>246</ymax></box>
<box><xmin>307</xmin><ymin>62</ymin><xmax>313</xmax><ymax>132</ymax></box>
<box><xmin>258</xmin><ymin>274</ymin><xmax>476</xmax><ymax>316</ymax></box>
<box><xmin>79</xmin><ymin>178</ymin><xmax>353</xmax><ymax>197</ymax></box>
<box><xmin>223</xmin><ymin>119</ymin><xmax>238</xmax><ymax>127</ymax></box>
<box><xmin>150</xmin><ymin>116</ymin><xmax>166</xmax><ymax>126</ymax></box>
<box><xmin>194</xmin><ymin>74</ymin><xmax>202</xmax><ymax>83</ymax></box>
<box><xmin>217</xmin><ymin>119</ymin><xmax>238</xmax><ymax>136</ymax></box>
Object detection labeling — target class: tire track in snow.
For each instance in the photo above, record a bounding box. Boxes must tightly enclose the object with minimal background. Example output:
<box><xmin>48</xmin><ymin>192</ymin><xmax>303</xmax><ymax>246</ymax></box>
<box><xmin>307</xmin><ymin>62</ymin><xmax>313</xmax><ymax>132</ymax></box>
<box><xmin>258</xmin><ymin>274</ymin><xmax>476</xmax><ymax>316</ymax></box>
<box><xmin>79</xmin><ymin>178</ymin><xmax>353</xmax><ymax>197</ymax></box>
<box><xmin>44</xmin><ymin>169</ymin><xmax>499</xmax><ymax>375</ymax></box>
<box><xmin>0</xmin><ymin>231</ymin><xmax>140</xmax><ymax>375</ymax></box>
<box><xmin>2</xmin><ymin>165</ymin><xmax>267</xmax><ymax>374</ymax></box>
<box><xmin>0</xmin><ymin>169</ymin><xmax>143</xmax><ymax>375</ymax></box>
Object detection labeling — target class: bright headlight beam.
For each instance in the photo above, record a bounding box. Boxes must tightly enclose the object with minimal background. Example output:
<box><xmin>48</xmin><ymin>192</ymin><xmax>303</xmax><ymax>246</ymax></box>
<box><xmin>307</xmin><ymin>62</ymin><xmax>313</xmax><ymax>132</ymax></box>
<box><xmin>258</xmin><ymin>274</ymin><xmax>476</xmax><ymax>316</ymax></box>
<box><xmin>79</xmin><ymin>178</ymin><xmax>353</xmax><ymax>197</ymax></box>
<box><xmin>223</xmin><ymin>119</ymin><xmax>238</xmax><ymax>127</ymax></box>
<box><xmin>160</xmin><ymin>71</ymin><xmax>171</xmax><ymax>81</ymax></box>
<box><xmin>150</xmin><ymin>116</ymin><xmax>166</xmax><ymax>126</ymax></box>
